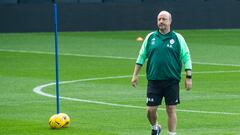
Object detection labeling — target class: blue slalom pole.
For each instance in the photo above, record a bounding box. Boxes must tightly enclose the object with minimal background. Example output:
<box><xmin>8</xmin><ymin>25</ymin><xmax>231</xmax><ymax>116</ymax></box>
<box><xmin>53</xmin><ymin>0</ymin><xmax>60</xmax><ymax>114</ymax></box>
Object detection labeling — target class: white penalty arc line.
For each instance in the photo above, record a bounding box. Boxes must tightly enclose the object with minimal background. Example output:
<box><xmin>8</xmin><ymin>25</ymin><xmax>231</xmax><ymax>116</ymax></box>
<box><xmin>33</xmin><ymin>75</ymin><xmax>145</xmax><ymax>110</ymax></box>
<box><xmin>33</xmin><ymin>71</ymin><xmax>240</xmax><ymax>116</ymax></box>
<box><xmin>1</xmin><ymin>49</ymin><xmax>240</xmax><ymax>67</ymax></box>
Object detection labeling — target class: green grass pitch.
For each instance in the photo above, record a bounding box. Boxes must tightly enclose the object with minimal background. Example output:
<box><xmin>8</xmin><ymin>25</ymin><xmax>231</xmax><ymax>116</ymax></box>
<box><xmin>0</xmin><ymin>29</ymin><xmax>240</xmax><ymax>135</ymax></box>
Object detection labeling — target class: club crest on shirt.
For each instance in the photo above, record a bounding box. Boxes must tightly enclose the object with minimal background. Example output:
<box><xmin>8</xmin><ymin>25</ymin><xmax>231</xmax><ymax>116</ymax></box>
<box><xmin>170</xmin><ymin>39</ymin><xmax>175</xmax><ymax>44</ymax></box>
<box><xmin>167</xmin><ymin>39</ymin><xmax>175</xmax><ymax>48</ymax></box>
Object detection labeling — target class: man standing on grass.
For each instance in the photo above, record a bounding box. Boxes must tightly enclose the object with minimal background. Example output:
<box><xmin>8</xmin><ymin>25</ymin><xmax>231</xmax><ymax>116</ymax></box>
<box><xmin>131</xmin><ymin>11</ymin><xmax>192</xmax><ymax>135</ymax></box>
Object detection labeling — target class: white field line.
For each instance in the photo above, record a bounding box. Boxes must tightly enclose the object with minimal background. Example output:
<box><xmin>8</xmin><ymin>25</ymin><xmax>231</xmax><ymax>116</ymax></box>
<box><xmin>0</xmin><ymin>49</ymin><xmax>135</xmax><ymax>60</ymax></box>
<box><xmin>1</xmin><ymin>49</ymin><xmax>240</xmax><ymax>67</ymax></box>
<box><xmin>1</xmin><ymin>49</ymin><xmax>239</xmax><ymax>115</ymax></box>
<box><xmin>33</xmin><ymin>71</ymin><xmax>240</xmax><ymax>116</ymax></box>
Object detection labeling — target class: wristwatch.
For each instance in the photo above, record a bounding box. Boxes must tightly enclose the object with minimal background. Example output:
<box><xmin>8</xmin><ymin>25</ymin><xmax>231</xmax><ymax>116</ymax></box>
<box><xmin>186</xmin><ymin>75</ymin><xmax>192</xmax><ymax>79</ymax></box>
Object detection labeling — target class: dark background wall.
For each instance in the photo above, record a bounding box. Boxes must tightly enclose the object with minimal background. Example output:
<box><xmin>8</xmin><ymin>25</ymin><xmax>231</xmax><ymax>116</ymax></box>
<box><xmin>0</xmin><ymin>0</ymin><xmax>240</xmax><ymax>32</ymax></box>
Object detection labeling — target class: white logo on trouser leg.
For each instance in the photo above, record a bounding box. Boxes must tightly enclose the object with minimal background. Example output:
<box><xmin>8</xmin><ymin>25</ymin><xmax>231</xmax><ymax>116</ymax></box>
<box><xmin>146</xmin><ymin>98</ymin><xmax>154</xmax><ymax>103</ymax></box>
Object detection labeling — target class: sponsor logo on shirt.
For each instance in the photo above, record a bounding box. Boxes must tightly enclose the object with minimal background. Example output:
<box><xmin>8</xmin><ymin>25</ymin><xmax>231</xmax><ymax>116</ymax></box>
<box><xmin>151</xmin><ymin>38</ymin><xmax>156</xmax><ymax>45</ymax></box>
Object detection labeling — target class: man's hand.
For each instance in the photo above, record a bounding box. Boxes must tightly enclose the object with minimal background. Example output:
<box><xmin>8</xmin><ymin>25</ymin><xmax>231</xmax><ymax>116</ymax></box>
<box><xmin>131</xmin><ymin>75</ymin><xmax>138</xmax><ymax>88</ymax></box>
<box><xmin>185</xmin><ymin>78</ymin><xmax>192</xmax><ymax>91</ymax></box>
<box><xmin>131</xmin><ymin>64</ymin><xmax>142</xmax><ymax>88</ymax></box>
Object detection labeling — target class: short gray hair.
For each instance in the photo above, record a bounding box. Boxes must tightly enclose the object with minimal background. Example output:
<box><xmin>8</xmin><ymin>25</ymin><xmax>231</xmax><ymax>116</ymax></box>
<box><xmin>159</xmin><ymin>10</ymin><xmax>172</xmax><ymax>22</ymax></box>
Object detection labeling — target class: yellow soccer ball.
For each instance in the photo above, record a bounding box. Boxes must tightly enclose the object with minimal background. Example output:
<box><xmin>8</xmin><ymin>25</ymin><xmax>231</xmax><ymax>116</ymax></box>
<box><xmin>48</xmin><ymin>114</ymin><xmax>66</xmax><ymax>129</ymax></box>
<box><xmin>58</xmin><ymin>113</ymin><xmax>70</xmax><ymax>128</ymax></box>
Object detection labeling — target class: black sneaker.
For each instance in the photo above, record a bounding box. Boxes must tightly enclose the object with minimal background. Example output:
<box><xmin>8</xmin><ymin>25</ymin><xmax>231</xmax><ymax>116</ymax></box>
<box><xmin>151</xmin><ymin>125</ymin><xmax>161</xmax><ymax>135</ymax></box>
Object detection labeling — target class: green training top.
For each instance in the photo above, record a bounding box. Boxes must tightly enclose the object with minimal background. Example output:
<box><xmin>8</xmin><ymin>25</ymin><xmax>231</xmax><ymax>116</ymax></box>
<box><xmin>136</xmin><ymin>30</ymin><xmax>192</xmax><ymax>81</ymax></box>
